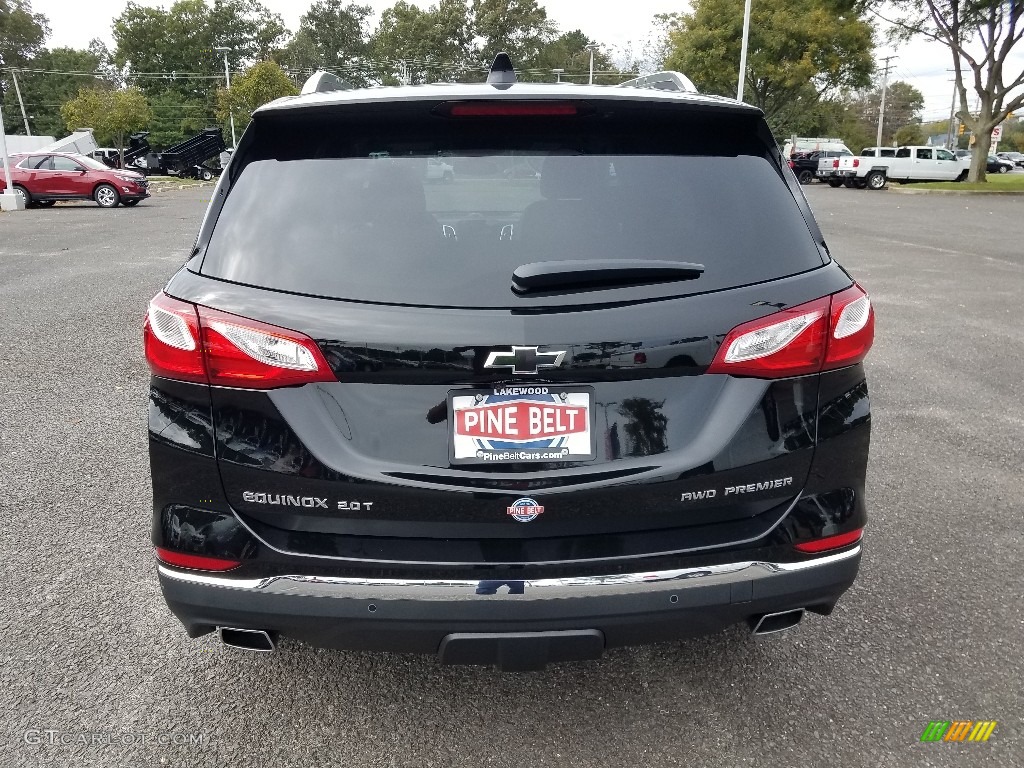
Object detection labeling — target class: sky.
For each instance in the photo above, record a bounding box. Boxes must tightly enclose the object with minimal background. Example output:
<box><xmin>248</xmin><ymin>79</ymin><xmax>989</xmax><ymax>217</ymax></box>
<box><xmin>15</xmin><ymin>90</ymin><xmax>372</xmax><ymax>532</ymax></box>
<box><xmin>26</xmin><ymin>0</ymin><xmax>1018</xmax><ymax>125</ymax></box>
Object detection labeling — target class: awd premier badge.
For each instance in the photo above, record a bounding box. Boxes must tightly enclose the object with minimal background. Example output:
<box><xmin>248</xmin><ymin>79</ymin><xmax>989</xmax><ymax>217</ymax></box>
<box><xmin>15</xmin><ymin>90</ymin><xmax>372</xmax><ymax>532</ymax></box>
<box><xmin>507</xmin><ymin>497</ymin><xmax>544</xmax><ymax>522</ymax></box>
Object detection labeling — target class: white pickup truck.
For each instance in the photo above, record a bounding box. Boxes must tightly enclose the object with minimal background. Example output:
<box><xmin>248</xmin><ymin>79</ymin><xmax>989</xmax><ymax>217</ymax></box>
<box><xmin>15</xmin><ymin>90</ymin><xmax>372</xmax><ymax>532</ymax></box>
<box><xmin>834</xmin><ymin>146</ymin><xmax>968</xmax><ymax>189</ymax></box>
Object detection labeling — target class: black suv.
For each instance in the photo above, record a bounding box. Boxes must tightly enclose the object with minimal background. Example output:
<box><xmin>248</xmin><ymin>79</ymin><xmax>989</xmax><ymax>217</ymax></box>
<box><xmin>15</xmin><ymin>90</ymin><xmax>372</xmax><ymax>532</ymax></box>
<box><xmin>145</xmin><ymin>57</ymin><xmax>874</xmax><ymax>670</ymax></box>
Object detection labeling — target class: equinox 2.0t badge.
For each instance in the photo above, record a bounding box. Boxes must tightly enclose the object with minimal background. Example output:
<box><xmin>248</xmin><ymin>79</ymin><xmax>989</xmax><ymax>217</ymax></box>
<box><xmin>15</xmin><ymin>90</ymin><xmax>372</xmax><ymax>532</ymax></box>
<box><xmin>484</xmin><ymin>346</ymin><xmax>565</xmax><ymax>375</ymax></box>
<box><xmin>507</xmin><ymin>497</ymin><xmax>545</xmax><ymax>522</ymax></box>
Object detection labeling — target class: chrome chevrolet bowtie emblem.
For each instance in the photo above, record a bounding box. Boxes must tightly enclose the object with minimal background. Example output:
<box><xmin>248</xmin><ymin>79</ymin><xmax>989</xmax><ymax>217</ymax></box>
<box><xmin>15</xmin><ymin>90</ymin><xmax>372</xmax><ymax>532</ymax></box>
<box><xmin>483</xmin><ymin>346</ymin><xmax>565</xmax><ymax>375</ymax></box>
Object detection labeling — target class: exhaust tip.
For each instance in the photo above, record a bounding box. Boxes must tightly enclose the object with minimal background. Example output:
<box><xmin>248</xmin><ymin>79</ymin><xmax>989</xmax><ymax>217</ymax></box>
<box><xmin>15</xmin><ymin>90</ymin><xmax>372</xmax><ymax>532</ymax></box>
<box><xmin>749</xmin><ymin>609</ymin><xmax>805</xmax><ymax>636</ymax></box>
<box><xmin>218</xmin><ymin>627</ymin><xmax>277</xmax><ymax>652</ymax></box>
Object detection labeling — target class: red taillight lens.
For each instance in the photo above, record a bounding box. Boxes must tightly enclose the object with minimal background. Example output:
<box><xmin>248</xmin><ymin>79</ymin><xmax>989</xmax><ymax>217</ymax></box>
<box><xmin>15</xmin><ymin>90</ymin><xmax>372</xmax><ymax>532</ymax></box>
<box><xmin>707</xmin><ymin>284</ymin><xmax>874</xmax><ymax>378</ymax></box>
<box><xmin>853</xmin><ymin>158</ymin><xmax>860</xmax><ymax>168</ymax></box>
<box><xmin>144</xmin><ymin>293</ymin><xmax>206</xmax><ymax>383</ymax></box>
<box><xmin>633</xmin><ymin>352</ymin><xmax>647</xmax><ymax>364</ymax></box>
<box><xmin>155</xmin><ymin>547</ymin><xmax>241</xmax><ymax>571</ymax></box>
<box><xmin>707</xmin><ymin>297</ymin><xmax>829</xmax><ymax>378</ymax></box>
<box><xmin>447</xmin><ymin>102</ymin><xmax>578</xmax><ymax>117</ymax></box>
<box><xmin>198</xmin><ymin>305</ymin><xmax>336</xmax><ymax>389</ymax></box>
<box><xmin>793</xmin><ymin>528</ymin><xmax>863</xmax><ymax>553</ymax></box>
<box><xmin>143</xmin><ymin>292</ymin><xmax>336</xmax><ymax>389</ymax></box>
<box><xmin>832</xmin><ymin>158</ymin><xmax>839</xmax><ymax>168</ymax></box>
<box><xmin>788</xmin><ymin>160</ymin><xmax>795</xmax><ymax>169</ymax></box>
<box><xmin>824</xmin><ymin>284</ymin><xmax>875</xmax><ymax>370</ymax></box>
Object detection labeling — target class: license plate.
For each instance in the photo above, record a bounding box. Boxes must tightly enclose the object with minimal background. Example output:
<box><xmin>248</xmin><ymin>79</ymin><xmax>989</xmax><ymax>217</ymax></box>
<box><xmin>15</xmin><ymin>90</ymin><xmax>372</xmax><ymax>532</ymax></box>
<box><xmin>449</xmin><ymin>385</ymin><xmax>595</xmax><ymax>464</ymax></box>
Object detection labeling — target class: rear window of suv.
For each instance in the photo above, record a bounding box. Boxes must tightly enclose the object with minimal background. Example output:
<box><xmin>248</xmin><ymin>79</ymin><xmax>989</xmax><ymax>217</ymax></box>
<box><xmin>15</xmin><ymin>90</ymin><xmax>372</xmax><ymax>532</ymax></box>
<box><xmin>200</xmin><ymin>101</ymin><xmax>825</xmax><ymax>308</ymax></box>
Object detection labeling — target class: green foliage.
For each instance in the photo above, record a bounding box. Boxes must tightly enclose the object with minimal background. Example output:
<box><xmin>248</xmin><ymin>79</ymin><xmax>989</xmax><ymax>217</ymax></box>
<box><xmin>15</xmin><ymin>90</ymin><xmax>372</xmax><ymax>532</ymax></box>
<box><xmin>663</xmin><ymin>0</ymin><xmax>874</xmax><ymax>134</ymax></box>
<box><xmin>367</xmin><ymin>0</ymin><xmax>475</xmax><ymax>84</ymax></box>
<box><xmin>894</xmin><ymin>123</ymin><xmax>925</xmax><ymax>145</ymax></box>
<box><xmin>471</xmin><ymin>0</ymin><xmax>554</xmax><ymax>66</ymax></box>
<box><xmin>0</xmin><ymin>0</ymin><xmax>48</xmax><ymax>69</ymax></box>
<box><xmin>147</xmin><ymin>90</ymin><xmax>212</xmax><ymax>149</ymax></box>
<box><xmin>525</xmin><ymin>30</ymin><xmax>616</xmax><ymax>83</ymax></box>
<box><xmin>3</xmin><ymin>47</ymin><xmax>104</xmax><ymax>137</ymax></box>
<box><xmin>277</xmin><ymin>1</ymin><xmax>373</xmax><ymax>83</ymax></box>
<box><xmin>215</xmin><ymin>60</ymin><xmax>297</xmax><ymax>133</ymax></box>
<box><xmin>111</xmin><ymin>0</ymin><xmax>287</xmax><ymax>101</ymax></box>
<box><xmin>61</xmin><ymin>87</ymin><xmax>153</xmax><ymax>165</ymax></box>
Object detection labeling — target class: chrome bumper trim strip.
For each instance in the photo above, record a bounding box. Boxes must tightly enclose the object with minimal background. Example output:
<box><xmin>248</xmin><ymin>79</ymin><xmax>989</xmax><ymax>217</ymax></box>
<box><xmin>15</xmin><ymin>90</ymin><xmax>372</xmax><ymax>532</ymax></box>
<box><xmin>158</xmin><ymin>545</ymin><xmax>860</xmax><ymax>601</ymax></box>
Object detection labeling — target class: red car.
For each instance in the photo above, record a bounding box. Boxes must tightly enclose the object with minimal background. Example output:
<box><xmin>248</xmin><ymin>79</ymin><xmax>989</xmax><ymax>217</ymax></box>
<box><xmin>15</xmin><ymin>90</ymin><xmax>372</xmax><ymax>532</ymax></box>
<box><xmin>1</xmin><ymin>151</ymin><xmax>149</xmax><ymax>208</ymax></box>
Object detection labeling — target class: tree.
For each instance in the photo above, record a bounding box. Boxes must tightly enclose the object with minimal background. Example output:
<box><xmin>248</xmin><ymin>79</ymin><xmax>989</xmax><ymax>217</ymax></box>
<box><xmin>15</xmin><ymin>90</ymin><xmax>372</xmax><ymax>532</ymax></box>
<box><xmin>471</xmin><ymin>0</ymin><xmax>555</xmax><ymax>67</ymax></box>
<box><xmin>147</xmin><ymin>90</ymin><xmax>212</xmax><ymax>148</ymax></box>
<box><xmin>843</xmin><ymin>80</ymin><xmax>924</xmax><ymax>145</ymax></box>
<box><xmin>112</xmin><ymin>0</ymin><xmax>287</xmax><ymax>101</ymax></box>
<box><xmin>526</xmin><ymin>30</ymin><xmax>617</xmax><ymax>83</ymax></box>
<box><xmin>0</xmin><ymin>0</ymin><xmax>48</xmax><ymax>70</ymax></box>
<box><xmin>61</xmin><ymin>87</ymin><xmax>153</xmax><ymax>167</ymax></box>
<box><xmin>662</xmin><ymin>0</ymin><xmax>875</xmax><ymax>135</ymax></box>
<box><xmin>369</xmin><ymin>0</ymin><xmax>475</xmax><ymax>84</ymax></box>
<box><xmin>279</xmin><ymin>1</ymin><xmax>373</xmax><ymax>84</ymax></box>
<box><xmin>883</xmin><ymin>2</ymin><xmax>1024</xmax><ymax>181</ymax></box>
<box><xmin>2</xmin><ymin>47</ymin><xmax>107</xmax><ymax>137</ymax></box>
<box><xmin>894</xmin><ymin>123</ymin><xmax>925</xmax><ymax>145</ymax></box>
<box><xmin>215</xmin><ymin>60</ymin><xmax>297</xmax><ymax>134</ymax></box>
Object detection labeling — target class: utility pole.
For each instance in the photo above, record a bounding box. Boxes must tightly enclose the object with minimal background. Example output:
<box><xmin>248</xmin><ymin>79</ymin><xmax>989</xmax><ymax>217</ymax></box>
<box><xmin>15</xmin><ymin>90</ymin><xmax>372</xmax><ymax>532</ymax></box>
<box><xmin>10</xmin><ymin>70</ymin><xmax>31</xmax><ymax>135</ymax></box>
<box><xmin>585</xmin><ymin>43</ymin><xmax>599</xmax><ymax>85</ymax></box>
<box><xmin>876</xmin><ymin>55</ymin><xmax>896</xmax><ymax>147</ymax></box>
<box><xmin>737</xmin><ymin>0</ymin><xmax>753</xmax><ymax>101</ymax></box>
<box><xmin>945</xmin><ymin>72</ymin><xmax>957</xmax><ymax>150</ymax></box>
<box><xmin>214</xmin><ymin>47</ymin><xmax>236</xmax><ymax>148</ymax></box>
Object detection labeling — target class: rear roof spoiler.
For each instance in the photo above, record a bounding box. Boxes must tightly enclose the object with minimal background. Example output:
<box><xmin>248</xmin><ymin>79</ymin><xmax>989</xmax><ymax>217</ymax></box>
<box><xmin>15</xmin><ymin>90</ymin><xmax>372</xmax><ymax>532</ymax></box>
<box><xmin>617</xmin><ymin>71</ymin><xmax>697</xmax><ymax>93</ymax></box>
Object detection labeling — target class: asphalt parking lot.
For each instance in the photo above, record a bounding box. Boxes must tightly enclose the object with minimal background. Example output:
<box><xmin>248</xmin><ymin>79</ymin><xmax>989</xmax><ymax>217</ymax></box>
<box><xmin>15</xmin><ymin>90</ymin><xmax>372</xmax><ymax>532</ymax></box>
<box><xmin>1</xmin><ymin>185</ymin><xmax>1021</xmax><ymax>767</ymax></box>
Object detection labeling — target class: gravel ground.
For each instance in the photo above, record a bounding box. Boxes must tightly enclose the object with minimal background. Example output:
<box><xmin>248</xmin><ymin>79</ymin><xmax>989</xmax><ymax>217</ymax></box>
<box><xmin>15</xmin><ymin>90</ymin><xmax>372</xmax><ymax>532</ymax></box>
<box><xmin>0</xmin><ymin>186</ymin><xmax>1020</xmax><ymax>767</ymax></box>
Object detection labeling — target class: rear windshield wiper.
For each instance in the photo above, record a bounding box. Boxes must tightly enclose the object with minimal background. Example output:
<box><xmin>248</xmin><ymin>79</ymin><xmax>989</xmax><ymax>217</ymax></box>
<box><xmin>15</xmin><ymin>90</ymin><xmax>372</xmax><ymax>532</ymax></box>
<box><xmin>512</xmin><ymin>259</ymin><xmax>705</xmax><ymax>295</ymax></box>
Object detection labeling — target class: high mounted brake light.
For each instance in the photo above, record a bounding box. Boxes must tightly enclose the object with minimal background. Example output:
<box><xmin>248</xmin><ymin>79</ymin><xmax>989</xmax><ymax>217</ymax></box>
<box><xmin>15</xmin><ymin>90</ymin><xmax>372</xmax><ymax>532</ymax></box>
<box><xmin>144</xmin><ymin>292</ymin><xmax>336</xmax><ymax>388</ymax></box>
<box><xmin>707</xmin><ymin>284</ymin><xmax>874</xmax><ymax>378</ymax></box>
<box><xmin>443</xmin><ymin>102</ymin><xmax>579</xmax><ymax>117</ymax></box>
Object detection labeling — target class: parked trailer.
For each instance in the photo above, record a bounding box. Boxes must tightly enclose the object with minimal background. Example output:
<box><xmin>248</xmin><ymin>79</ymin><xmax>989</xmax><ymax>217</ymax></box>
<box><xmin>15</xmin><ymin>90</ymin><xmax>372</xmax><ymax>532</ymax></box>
<box><xmin>131</xmin><ymin>128</ymin><xmax>226</xmax><ymax>179</ymax></box>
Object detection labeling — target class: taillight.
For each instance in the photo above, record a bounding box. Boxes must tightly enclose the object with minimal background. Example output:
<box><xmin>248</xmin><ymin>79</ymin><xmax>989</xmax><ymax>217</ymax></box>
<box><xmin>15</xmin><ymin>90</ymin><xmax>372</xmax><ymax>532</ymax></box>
<box><xmin>633</xmin><ymin>352</ymin><xmax>647</xmax><ymax>364</ymax></box>
<box><xmin>788</xmin><ymin>160</ymin><xmax>795</xmax><ymax>169</ymax></box>
<box><xmin>832</xmin><ymin>158</ymin><xmax>839</xmax><ymax>168</ymax></box>
<box><xmin>853</xmin><ymin>158</ymin><xmax>860</xmax><ymax>168</ymax></box>
<box><xmin>156</xmin><ymin>547</ymin><xmax>241</xmax><ymax>571</ymax></box>
<box><xmin>144</xmin><ymin>293</ymin><xmax>205</xmax><ymax>383</ymax></box>
<box><xmin>707</xmin><ymin>284</ymin><xmax>874</xmax><ymax>378</ymax></box>
<box><xmin>446</xmin><ymin>102</ymin><xmax>578</xmax><ymax>117</ymax></box>
<box><xmin>143</xmin><ymin>292</ymin><xmax>336</xmax><ymax>389</ymax></box>
<box><xmin>793</xmin><ymin>528</ymin><xmax>863</xmax><ymax>553</ymax></box>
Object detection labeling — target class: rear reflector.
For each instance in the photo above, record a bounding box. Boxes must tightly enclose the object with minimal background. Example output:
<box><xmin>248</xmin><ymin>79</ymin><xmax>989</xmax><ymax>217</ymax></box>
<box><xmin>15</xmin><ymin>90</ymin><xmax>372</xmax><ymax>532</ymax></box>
<box><xmin>155</xmin><ymin>547</ymin><xmax>241</xmax><ymax>571</ymax></box>
<box><xmin>144</xmin><ymin>292</ymin><xmax>336</xmax><ymax>389</ymax></box>
<box><xmin>707</xmin><ymin>284</ymin><xmax>874</xmax><ymax>378</ymax></box>
<box><xmin>447</xmin><ymin>102</ymin><xmax>578</xmax><ymax>117</ymax></box>
<box><xmin>793</xmin><ymin>528</ymin><xmax>864</xmax><ymax>553</ymax></box>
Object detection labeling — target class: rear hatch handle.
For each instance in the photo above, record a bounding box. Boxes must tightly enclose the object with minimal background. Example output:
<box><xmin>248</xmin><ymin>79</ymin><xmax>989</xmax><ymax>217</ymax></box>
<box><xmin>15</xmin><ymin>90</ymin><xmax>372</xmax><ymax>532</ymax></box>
<box><xmin>511</xmin><ymin>259</ymin><xmax>705</xmax><ymax>295</ymax></box>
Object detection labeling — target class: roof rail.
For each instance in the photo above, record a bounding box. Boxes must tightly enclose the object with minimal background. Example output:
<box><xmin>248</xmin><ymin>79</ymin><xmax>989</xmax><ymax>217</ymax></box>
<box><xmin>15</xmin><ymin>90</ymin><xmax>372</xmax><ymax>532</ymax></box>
<box><xmin>300</xmin><ymin>70</ymin><xmax>355</xmax><ymax>95</ymax></box>
<box><xmin>617</xmin><ymin>71</ymin><xmax>697</xmax><ymax>93</ymax></box>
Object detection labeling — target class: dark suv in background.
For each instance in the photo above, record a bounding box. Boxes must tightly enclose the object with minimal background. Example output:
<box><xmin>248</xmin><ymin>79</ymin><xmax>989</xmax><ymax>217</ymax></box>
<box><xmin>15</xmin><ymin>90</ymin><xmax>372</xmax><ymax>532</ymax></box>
<box><xmin>145</xmin><ymin>56</ymin><xmax>874</xmax><ymax>670</ymax></box>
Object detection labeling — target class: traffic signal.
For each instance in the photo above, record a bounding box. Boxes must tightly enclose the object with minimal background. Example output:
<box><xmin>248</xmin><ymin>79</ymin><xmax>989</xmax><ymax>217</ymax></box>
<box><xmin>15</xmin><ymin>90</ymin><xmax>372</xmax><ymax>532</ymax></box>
<box><xmin>958</xmin><ymin>123</ymin><xmax>965</xmax><ymax>135</ymax></box>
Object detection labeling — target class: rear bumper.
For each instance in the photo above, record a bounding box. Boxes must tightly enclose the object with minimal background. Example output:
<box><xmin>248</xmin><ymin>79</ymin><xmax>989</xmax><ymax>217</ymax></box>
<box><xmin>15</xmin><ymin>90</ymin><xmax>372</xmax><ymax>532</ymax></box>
<box><xmin>159</xmin><ymin>545</ymin><xmax>861</xmax><ymax>665</ymax></box>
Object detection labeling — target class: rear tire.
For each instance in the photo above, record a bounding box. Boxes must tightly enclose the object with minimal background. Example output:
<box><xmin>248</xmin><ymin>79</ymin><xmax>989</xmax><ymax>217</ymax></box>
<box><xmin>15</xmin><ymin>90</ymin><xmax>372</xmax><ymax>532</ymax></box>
<box><xmin>827</xmin><ymin>178</ymin><xmax>843</xmax><ymax>188</ymax></box>
<box><xmin>998</xmin><ymin>165</ymin><xmax>1009</xmax><ymax>173</ymax></box>
<box><xmin>200</xmin><ymin>168</ymin><xmax>213</xmax><ymax>181</ymax></box>
<box><xmin>843</xmin><ymin>179</ymin><xmax>857</xmax><ymax>188</ymax></box>
<box><xmin>12</xmin><ymin>185</ymin><xmax>31</xmax><ymax>207</ymax></box>
<box><xmin>797</xmin><ymin>169</ymin><xmax>813</xmax><ymax>185</ymax></box>
<box><xmin>94</xmin><ymin>184</ymin><xmax>120</xmax><ymax>208</ymax></box>
<box><xmin>956</xmin><ymin>170</ymin><xmax>968</xmax><ymax>182</ymax></box>
<box><xmin>36</xmin><ymin>200</ymin><xmax>56</xmax><ymax>207</ymax></box>
<box><xmin>865</xmin><ymin>171</ymin><xmax>887</xmax><ymax>190</ymax></box>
